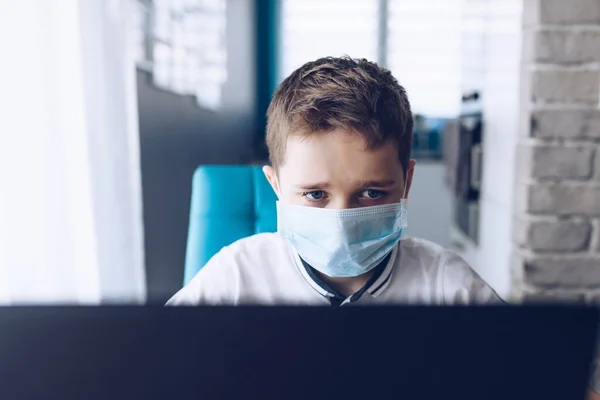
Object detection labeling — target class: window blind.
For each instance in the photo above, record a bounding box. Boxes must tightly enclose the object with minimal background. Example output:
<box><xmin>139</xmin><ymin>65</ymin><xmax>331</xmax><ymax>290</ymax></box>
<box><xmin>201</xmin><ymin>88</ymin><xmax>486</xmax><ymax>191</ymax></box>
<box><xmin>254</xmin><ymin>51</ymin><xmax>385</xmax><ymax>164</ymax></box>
<box><xmin>280</xmin><ymin>0</ymin><xmax>464</xmax><ymax>117</ymax></box>
<box><xmin>136</xmin><ymin>0</ymin><xmax>228</xmax><ymax>110</ymax></box>
<box><xmin>387</xmin><ymin>0</ymin><xmax>463</xmax><ymax>117</ymax></box>
<box><xmin>280</xmin><ymin>0</ymin><xmax>379</xmax><ymax>81</ymax></box>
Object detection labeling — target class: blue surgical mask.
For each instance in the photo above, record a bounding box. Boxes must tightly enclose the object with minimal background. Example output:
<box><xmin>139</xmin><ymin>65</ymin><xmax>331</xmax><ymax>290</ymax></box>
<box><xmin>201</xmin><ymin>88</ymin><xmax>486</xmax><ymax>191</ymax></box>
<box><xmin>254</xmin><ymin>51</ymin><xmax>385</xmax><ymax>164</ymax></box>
<box><xmin>276</xmin><ymin>201</ymin><xmax>408</xmax><ymax>278</ymax></box>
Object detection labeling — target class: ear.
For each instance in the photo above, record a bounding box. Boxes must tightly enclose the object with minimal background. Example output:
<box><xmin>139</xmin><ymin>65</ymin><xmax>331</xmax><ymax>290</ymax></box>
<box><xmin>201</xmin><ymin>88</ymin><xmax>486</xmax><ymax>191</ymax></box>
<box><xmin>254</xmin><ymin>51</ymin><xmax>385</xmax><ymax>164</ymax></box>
<box><xmin>403</xmin><ymin>159</ymin><xmax>416</xmax><ymax>199</ymax></box>
<box><xmin>262</xmin><ymin>165</ymin><xmax>281</xmax><ymax>198</ymax></box>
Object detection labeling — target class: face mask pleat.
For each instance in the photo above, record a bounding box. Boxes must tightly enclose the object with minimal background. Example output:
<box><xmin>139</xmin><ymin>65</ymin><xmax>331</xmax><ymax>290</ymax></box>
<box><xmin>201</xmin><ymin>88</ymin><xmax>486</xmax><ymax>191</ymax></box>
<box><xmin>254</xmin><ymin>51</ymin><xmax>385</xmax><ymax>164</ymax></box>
<box><xmin>277</xmin><ymin>201</ymin><xmax>408</xmax><ymax>278</ymax></box>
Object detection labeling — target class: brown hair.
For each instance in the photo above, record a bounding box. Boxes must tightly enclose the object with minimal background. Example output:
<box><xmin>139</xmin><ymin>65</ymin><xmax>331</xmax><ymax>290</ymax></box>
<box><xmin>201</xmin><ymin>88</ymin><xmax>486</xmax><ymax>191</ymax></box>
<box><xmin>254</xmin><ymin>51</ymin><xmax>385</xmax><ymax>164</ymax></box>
<box><xmin>266</xmin><ymin>56</ymin><xmax>413</xmax><ymax>173</ymax></box>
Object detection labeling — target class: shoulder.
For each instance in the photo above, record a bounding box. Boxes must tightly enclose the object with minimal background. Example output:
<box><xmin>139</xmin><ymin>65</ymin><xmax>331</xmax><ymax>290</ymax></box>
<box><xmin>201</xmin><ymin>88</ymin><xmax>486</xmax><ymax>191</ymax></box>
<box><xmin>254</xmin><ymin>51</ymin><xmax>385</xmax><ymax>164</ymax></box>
<box><xmin>399</xmin><ymin>237</ymin><xmax>474</xmax><ymax>278</ymax></box>
<box><xmin>398</xmin><ymin>237</ymin><xmax>449</xmax><ymax>272</ymax></box>
<box><xmin>215</xmin><ymin>233</ymin><xmax>290</xmax><ymax>275</ymax></box>
<box><xmin>399</xmin><ymin>237</ymin><xmax>502</xmax><ymax>304</ymax></box>
<box><xmin>167</xmin><ymin>233</ymin><xmax>290</xmax><ymax>305</ymax></box>
<box><xmin>400</xmin><ymin>237</ymin><xmax>446</xmax><ymax>257</ymax></box>
<box><xmin>197</xmin><ymin>232</ymin><xmax>287</xmax><ymax>276</ymax></box>
<box><xmin>222</xmin><ymin>232</ymin><xmax>287</xmax><ymax>256</ymax></box>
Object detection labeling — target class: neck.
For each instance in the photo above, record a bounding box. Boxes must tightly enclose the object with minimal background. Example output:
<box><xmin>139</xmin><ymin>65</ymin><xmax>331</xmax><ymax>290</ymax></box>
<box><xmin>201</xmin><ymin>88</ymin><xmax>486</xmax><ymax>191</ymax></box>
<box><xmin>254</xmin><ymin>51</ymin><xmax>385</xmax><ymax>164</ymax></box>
<box><xmin>315</xmin><ymin>269</ymin><xmax>376</xmax><ymax>297</ymax></box>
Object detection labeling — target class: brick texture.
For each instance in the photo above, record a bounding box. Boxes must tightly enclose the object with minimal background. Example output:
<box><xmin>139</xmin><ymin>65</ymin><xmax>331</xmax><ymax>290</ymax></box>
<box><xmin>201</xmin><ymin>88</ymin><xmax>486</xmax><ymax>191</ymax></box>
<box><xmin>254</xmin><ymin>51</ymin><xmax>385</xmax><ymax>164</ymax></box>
<box><xmin>594</xmin><ymin>150</ymin><xmax>600</xmax><ymax>181</ymax></box>
<box><xmin>585</xmin><ymin>292</ymin><xmax>600</xmax><ymax>304</ymax></box>
<box><xmin>517</xmin><ymin>143</ymin><xmax>594</xmax><ymax>179</ymax></box>
<box><xmin>531</xmin><ymin>109</ymin><xmax>600</xmax><ymax>139</ymax></box>
<box><xmin>526</xmin><ymin>183</ymin><xmax>600</xmax><ymax>215</ymax></box>
<box><xmin>537</xmin><ymin>0</ymin><xmax>600</xmax><ymax>25</ymax></box>
<box><xmin>524</xmin><ymin>255</ymin><xmax>600</xmax><ymax>288</ymax></box>
<box><xmin>594</xmin><ymin>220</ymin><xmax>600</xmax><ymax>251</ymax></box>
<box><xmin>513</xmin><ymin>182</ymin><xmax>531</xmax><ymax>215</ymax></box>
<box><xmin>535</xmin><ymin>30</ymin><xmax>600</xmax><ymax>64</ymax></box>
<box><xmin>523</xmin><ymin>289</ymin><xmax>586</xmax><ymax>304</ymax></box>
<box><xmin>506</xmin><ymin>0</ymin><xmax>600</xmax><ymax>300</ymax></box>
<box><xmin>514</xmin><ymin>218</ymin><xmax>591</xmax><ymax>251</ymax></box>
<box><xmin>531</xmin><ymin>70</ymin><xmax>600</xmax><ymax>103</ymax></box>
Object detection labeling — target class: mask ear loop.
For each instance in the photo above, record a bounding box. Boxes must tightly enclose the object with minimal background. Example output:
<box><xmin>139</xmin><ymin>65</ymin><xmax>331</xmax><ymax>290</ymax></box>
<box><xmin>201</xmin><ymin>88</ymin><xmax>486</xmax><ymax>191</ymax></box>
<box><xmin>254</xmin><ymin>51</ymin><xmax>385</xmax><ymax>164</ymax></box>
<box><xmin>401</xmin><ymin>172</ymin><xmax>409</xmax><ymax>200</ymax></box>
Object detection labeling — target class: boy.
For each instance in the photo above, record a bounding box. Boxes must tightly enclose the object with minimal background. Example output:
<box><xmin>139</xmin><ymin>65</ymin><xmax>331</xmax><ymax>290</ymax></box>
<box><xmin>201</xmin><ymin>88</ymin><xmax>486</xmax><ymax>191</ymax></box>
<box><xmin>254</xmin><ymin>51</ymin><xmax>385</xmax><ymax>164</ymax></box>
<box><xmin>167</xmin><ymin>56</ymin><xmax>500</xmax><ymax>307</ymax></box>
<box><xmin>168</xmin><ymin>56</ymin><xmax>600</xmax><ymax>398</ymax></box>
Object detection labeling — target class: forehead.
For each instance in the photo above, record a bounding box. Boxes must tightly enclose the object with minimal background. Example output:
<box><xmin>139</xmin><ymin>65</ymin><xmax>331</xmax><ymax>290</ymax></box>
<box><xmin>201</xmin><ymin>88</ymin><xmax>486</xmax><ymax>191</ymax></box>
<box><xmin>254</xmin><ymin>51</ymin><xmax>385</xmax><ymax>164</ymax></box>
<box><xmin>279</xmin><ymin>129</ymin><xmax>404</xmax><ymax>184</ymax></box>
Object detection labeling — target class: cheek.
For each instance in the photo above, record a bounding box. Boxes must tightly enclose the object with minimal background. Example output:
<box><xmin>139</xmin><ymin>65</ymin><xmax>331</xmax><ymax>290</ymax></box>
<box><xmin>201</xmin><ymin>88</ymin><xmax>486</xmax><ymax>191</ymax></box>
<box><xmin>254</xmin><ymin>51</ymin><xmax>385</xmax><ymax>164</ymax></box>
<box><xmin>271</xmin><ymin>180</ymin><xmax>300</xmax><ymax>204</ymax></box>
<box><xmin>277</xmin><ymin>188</ymin><xmax>306</xmax><ymax>205</ymax></box>
<box><xmin>287</xmin><ymin>197</ymin><xmax>307</xmax><ymax>206</ymax></box>
<box><xmin>377</xmin><ymin>187</ymin><xmax>405</xmax><ymax>204</ymax></box>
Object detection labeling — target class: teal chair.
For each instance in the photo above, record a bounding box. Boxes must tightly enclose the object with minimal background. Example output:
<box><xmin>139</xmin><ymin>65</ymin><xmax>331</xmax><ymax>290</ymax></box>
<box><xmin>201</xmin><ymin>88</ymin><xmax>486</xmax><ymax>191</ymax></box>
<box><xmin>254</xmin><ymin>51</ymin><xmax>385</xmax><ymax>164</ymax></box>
<box><xmin>183</xmin><ymin>165</ymin><xmax>278</xmax><ymax>285</ymax></box>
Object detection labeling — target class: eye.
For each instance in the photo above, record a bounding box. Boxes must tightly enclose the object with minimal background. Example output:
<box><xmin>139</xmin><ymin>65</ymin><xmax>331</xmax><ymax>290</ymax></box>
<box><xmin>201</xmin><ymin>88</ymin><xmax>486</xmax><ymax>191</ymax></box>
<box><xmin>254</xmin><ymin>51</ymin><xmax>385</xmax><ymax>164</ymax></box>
<box><xmin>303</xmin><ymin>190</ymin><xmax>326</xmax><ymax>201</ymax></box>
<box><xmin>361</xmin><ymin>189</ymin><xmax>385</xmax><ymax>200</ymax></box>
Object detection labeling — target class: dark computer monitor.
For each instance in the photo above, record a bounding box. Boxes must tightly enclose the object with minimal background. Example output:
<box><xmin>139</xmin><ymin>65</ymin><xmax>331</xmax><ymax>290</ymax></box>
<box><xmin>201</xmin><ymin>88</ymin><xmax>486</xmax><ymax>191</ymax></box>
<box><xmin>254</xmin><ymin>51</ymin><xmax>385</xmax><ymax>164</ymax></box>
<box><xmin>0</xmin><ymin>305</ymin><xmax>596</xmax><ymax>400</ymax></box>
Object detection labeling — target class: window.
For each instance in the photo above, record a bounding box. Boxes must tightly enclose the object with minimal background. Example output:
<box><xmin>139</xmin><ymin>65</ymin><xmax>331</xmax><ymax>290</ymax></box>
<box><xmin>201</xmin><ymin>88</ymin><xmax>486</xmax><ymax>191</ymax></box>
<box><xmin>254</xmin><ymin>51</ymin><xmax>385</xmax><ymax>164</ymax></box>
<box><xmin>387</xmin><ymin>0</ymin><xmax>462</xmax><ymax>117</ymax></box>
<box><xmin>135</xmin><ymin>0</ymin><xmax>228</xmax><ymax>110</ymax></box>
<box><xmin>280</xmin><ymin>0</ymin><xmax>463</xmax><ymax>118</ymax></box>
<box><xmin>280</xmin><ymin>0</ymin><xmax>379</xmax><ymax>80</ymax></box>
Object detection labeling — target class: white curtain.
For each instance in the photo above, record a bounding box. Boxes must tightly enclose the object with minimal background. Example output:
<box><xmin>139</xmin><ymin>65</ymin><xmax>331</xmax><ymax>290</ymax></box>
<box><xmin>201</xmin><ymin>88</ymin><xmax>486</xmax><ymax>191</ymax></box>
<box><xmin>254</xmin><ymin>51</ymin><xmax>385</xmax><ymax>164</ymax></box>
<box><xmin>0</xmin><ymin>0</ymin><xmax>146</xmax><ymax>304</ymax></box>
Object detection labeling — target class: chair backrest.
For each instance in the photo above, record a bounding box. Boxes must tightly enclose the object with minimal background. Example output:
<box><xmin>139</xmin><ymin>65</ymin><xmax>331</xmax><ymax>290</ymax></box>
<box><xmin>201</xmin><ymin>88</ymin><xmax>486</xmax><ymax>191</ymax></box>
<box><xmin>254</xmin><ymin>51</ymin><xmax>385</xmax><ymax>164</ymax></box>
<box><xmin>183</xmin><ymin>165</ymin><xmax>278</xmax><ymax>285</ymax></box>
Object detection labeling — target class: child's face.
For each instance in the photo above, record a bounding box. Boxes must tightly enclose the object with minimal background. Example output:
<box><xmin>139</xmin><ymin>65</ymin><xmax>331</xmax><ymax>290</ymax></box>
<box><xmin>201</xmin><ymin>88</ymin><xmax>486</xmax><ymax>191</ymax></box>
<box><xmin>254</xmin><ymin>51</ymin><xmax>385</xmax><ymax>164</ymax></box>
<box><xmin>264</xmin><ymin>129</ymin><xmax>415</xmax><ymax>209</ymax></box>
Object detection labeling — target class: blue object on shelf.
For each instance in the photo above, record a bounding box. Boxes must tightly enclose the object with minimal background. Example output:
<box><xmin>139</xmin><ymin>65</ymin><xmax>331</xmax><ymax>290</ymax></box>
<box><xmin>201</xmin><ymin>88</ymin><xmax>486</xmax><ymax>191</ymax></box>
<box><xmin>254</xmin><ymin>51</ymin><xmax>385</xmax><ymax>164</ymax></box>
<box><xmin>412</xmin><ymin>116</ymin><xmax>447</xmax><ymax>160</ymax></box>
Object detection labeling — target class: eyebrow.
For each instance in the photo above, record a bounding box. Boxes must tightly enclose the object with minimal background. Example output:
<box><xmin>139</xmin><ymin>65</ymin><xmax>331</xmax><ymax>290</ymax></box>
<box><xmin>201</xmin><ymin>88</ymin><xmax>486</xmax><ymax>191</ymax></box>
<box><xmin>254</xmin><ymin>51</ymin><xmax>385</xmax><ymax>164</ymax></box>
<box><xmin>355</xmin><ymin>180</ymin><xmax>397</xmax><ymax>188</ymax></box>
<box><xmin>293</xmin><ymin>182</ymin><xmax>330</xmax><ymax>190</ymax></box>
<box><xmin>293</xmin><ymin>180</ymin><xmax>397</xmax><ymax>190</ymax></box>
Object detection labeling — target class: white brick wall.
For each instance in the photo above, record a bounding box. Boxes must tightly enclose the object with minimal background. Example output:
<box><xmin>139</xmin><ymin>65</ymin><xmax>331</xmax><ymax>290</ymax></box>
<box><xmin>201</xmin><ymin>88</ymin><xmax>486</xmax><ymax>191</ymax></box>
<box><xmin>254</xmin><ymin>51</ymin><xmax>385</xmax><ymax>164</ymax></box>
<box><xmin>516</xmin><ymin>0</ymin><xmax>600</xmax><ymax>301</ymax></box>
<box><xmin>592</xmin><ymin>220</ymin><xmax>600</xmax><ymax>251</ymax></box>
<box><xmin>534</xmin><ymin>30</ymin><xmax>600</xmax><ymax>64</ymax></box>
<box><xmin>517</xmin><ymin>143</ymin><xmax>595</xmax><ymax>179</ymax></box>
<box><xmin>531</xmin><ymin>70</ymin><xmax>600</xmax><ymax>103</ymax></box>
<box><xmin>524</xmin><ymin>255</ymin><xmax>600</xmax><ymax>287</ymax></box>
<box><xmin>531</xmin><ymin>109</ymin><xmax>600</xmax><ymax>139</ymax></box>
<box><xmin>514</xmin><ymin>217</ymin><xmax>592</xmax><ymax>252</ymax></box>
<box><xmin>534</xmin><ymin>0</ymin><xmax>600</xmax><ymax>25</ymax></box>
<box><xmin>526</xmin><ymin>183</ymin><xmax>600</xmax><ymax>215</ymax></box>
<box><xmin>594</xmin><ymin>150</ymin><xmax>600</xmax><ymax>181</ymax></box>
